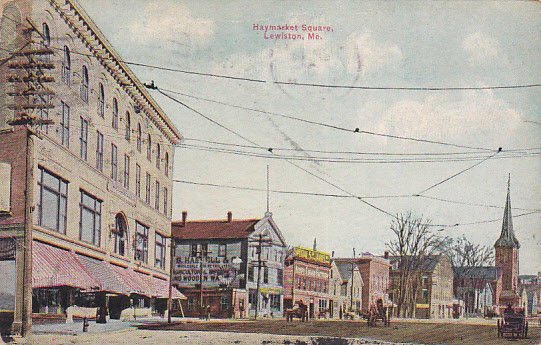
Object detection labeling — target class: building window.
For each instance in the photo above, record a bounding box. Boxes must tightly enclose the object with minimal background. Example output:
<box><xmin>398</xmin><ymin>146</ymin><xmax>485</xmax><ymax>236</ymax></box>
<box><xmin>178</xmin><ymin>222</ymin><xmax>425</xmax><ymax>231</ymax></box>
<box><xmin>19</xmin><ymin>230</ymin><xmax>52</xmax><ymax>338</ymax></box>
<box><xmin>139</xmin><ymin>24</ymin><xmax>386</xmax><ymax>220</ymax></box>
<box><xmin>97</xmin><ymin>83</ymin><xmax>105</xmax><ymax>117</ymax></box>
<box><xmin>156</xmin><ymin>144</ymin><xmax>161</xmax><ymax>169</ymax></box>
<box><xmin>277</xmin><ymin>268</ymin><xmax>283</xmax><ymax>286</ymax></box>
<box><xmin>190</xmin><ymin>244</ymin><xmax>198</xmax><ymax>257</ymax></box>
<box><xmin>35</xmin><ymin>94</ymin><xmax>49</xmax><ymax>133</ymax></box>
<box><xmin>155</xmin><ymin>233</ymin><xmax>166</xmax><ymax>269</ymax></box>
<box><xmin>111</xmin><ymin>144</ymin><xmax>118</xmax><ymax>181</ymax></box>
<box><xmin>263</xmin><ymin>267</ymin><xmax>269</xmax><ymax>284</ymax></box>
<box><xmin>113</xmin><ymin>213</ymin><xmax>127</xmax><ymax>256</ymax></box>
<box><xmin>79</xmin><ymin>190</ymin><xmax>102</xmax><ymax>246</ymax></box>
<box><xmin>163</xmin><ymin>187</ymin><xmax>168</xmax><ymax>216</ymax></box>
<box><xmin>270</xmin><ymin>294</ymin><xmax>281</xmax><ymax>310</ymax></box>
<box><xmin>154</xmin><ymin>180</ymin><xmax>160</xmax><ymax>210</ymax></box>
<box><xmin>249</xmin><ymin>290</ymin><xmax>257</xmax><ymax>308</ymax></box>
<box><xmin>123</xmin><ymin>154</ymin><xmax>130</xmax><ymax>189</ymax></box>
<box><xmin>248</xmin><ymin>266</ymin><xmax>254</xmax><ymax>282</ymax></box>
<box><xmin>145</xmin><ymin>173</ymin><xmax>151</xmax><ymax>204</ymax></box>
<box><xmin>135</xmin><ymin>222</ymin><xmax>149</xmax><ymax>263</ymax></box>
<box><xmin>37</xmin><ymin>167</ymin><xmax>67</xmax><ymax>233</ymax></box>
<box><xmin>422</xmin><ymin>289</ymin><xmax>429</xmax><ymax>301</ymax></box>
<box><xmin>164</xmin><ymin>152</ymin><xmax>169</xmax><ymax>176</ymax></box>
<box><xmin>112</xmin><ymin>98</ymin><xmax>118</xmax><ymax>130</ymax></box>
<box><xmin>79</xmin><ymin>117</ymin><xmax>88</xmax><ymax>161</ymax></box>
<box><xmin>80</xmin><ymin>66</ymin><xmax>89</xmax><ymax>102</ymax></box>
<box><xmin>200</xmin><ymin>243</ymin><xmax>208</xmax><ymax>257</ymax></box>
<box><xmin>41</xmin><ymin>23</ymin><xmax>50</xmax><ymax>63</ymax></box>
<box><xmin>125</xmin><ymin>111</ymin><xmax>131</xmax><ymax>140</ymax></box>
<box><xmin>96</xmin><ymin>131</ymin><xmax>104</xmax><ymax>171</ymax></box>
<box><xmin>136</xmin><ymin>124</ymin><xmax>142</xmax><ymax>152</ymax></box>
<box><xmin>60</xmin><ymin>101</ymin><xmax>70</xmax><ymax>147</ymax></box>
<box><xmin>62</xmin><ymin>46</ymin><xmax>70</xmax><ymax>85</ymax></box>
<box><xmin>218</xmin><ymin>244</ymin><xmax>226</xmax><ymax>257</ymax></box>
<box><xmin>220</xmin><ymin>296</ymin><xmax>229</xmax><ymax>311</ymax></box>
<box><xmin>146</xmin><ymin>134</ymin><xmax>152</xmax><ymax>161</ymax></box>
<box><xmin>135</xmin><ymin>164</ymin><xmax>141</xmax><ymax>198</ymax></box>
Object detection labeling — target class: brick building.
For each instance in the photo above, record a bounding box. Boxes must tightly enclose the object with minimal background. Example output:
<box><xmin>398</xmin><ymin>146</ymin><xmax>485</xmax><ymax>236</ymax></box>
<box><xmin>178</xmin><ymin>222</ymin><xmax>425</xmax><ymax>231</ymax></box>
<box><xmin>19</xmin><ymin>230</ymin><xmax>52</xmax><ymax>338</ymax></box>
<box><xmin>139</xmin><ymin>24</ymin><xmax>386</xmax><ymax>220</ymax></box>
<box><xmin>283</xmin><ymin>246</ymin><xmax>331</xmax><ymax>319</ymax></box>
<box><xmin>0</xmin><ymin>0</ymin><xmax>182</xmax><ymax>335</ymax></box>
<box><xmin>172</xmin><ymin>211</ymin><xmax>286</xmax><ymax>318</ymax></box>
<box><xmin>335</xmin><ymin>254</ymin><xmax>391</xmax><ymax>313</ymax></box>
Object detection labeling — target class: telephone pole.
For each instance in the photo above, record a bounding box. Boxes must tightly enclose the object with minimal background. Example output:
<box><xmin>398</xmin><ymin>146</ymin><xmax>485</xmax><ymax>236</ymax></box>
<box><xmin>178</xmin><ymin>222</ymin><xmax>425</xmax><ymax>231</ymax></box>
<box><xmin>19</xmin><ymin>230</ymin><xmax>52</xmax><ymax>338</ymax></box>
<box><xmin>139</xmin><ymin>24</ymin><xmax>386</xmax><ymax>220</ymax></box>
<box><xmin>249</xmin><ymin>233</ymin><xmax>272</xmax><ymax>319</ymax></box>
<box><xmin>350</xmin><ymin>248</ymin><xmax>355</xmax><ymax>312</ymax></box>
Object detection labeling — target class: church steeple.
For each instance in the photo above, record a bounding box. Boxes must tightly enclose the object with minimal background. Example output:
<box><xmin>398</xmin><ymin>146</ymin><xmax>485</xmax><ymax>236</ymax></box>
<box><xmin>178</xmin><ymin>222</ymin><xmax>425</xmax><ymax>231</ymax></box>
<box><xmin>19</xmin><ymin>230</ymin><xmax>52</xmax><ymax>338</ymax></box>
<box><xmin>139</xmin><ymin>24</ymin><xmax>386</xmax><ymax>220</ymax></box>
<box><xmin>495</xmin><ymin>174</ymin><xmax>520</xmax><ymax>249</ymax></box>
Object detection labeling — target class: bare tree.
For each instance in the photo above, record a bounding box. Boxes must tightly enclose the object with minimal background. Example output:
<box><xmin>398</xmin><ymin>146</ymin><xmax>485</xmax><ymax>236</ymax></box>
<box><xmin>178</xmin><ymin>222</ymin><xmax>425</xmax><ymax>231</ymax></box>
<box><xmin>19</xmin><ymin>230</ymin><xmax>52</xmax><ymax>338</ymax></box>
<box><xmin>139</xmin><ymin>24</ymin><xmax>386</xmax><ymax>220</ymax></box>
<box><xmin>386</xmin><ymin>212</ymin><xmax>444</xmax><ymax>318</ymax></box>
<box><xmin>445</xmin><ymin>235</ymin><xmax>494</xmax><ymax>315</ymax></box>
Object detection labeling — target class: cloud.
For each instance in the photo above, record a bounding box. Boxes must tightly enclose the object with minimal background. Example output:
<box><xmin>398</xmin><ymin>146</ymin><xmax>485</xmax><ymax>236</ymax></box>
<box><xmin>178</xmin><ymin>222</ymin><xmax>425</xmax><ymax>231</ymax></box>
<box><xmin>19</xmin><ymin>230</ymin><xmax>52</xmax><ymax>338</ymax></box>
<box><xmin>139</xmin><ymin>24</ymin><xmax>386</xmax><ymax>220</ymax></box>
<box><xmin>462</xmin><ymin>32</ymin><xmax>499</xmax><ymax>65</ymax></box>
<box><xmin>372</xmin><ymin>90</ymin><xmax>522</xmax><ymax>146</ymax></box>
<box><xmin>127</xmin><ymin>1</ymin><xmax>215</xmax><ymax>46</ymax></box>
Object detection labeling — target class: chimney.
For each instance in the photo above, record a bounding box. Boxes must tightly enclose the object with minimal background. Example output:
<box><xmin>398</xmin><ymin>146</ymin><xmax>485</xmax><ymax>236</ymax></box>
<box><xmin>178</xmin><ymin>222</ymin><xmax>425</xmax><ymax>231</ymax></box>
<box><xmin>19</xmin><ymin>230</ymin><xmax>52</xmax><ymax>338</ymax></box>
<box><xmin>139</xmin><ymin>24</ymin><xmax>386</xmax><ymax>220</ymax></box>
<box><xmin>384</xmin><ymin>251</ymin><xmax>389</xmax><ymax>259</ymax></box>
<box><xmin>182</xmin><ymin>211</ymin><xmax>188</xmax><ymax>227</ymax></box>
<box><xmin>227</xmin><ymin>211</ymin><xmax>232</xmax><ymax>223</ymax></box>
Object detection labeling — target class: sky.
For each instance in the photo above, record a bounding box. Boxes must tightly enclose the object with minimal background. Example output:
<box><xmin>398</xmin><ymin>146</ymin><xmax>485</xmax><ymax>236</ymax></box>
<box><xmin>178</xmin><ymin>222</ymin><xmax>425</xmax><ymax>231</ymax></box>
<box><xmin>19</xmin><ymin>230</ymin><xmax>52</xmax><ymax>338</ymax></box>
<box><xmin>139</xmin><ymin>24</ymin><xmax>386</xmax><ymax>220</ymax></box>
<box><xmin>79</xmin><ymin>0</ymin><xmax>540</xmax><ymax>274</ymax></box>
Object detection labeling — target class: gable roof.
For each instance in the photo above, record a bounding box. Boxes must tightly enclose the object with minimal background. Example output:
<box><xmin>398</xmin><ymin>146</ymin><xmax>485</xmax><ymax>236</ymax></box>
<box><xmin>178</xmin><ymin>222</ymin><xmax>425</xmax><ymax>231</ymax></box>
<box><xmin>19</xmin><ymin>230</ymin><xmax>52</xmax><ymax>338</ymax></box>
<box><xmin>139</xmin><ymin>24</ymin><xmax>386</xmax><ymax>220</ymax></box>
<box><xmin>172</xmin><ymin>218</ymin><xmax>259</xmax><ymax>240</ymax></box>
<box><xmin>455</xmin><ymin>266</ymin><xmax>499</xmax><ymax>280</ymax></box>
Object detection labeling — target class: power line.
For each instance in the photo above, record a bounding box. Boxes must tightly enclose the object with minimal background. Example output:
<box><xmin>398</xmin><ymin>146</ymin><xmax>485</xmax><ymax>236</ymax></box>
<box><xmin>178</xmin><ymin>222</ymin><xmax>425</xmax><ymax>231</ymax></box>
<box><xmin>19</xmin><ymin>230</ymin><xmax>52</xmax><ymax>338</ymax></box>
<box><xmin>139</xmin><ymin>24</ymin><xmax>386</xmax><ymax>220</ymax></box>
<box><xmin>417</xmin><ymin>195</ymin><xmax>541</xmax><ymax>212</ymax></box>
<box><xmin>159</xmin><ymin>87</ymin><xmax>498</xmax><ymax>152</ymax></box>
<box><xmin>124</xmin><ymin>61</ymin><xmax>541</xmax><ymax>91</ymax></box>
<box><xmin>417</xmin><ymin>152</ymin><xmax>500</xmax><ymax>195</ymax></box>
<box><xmin>176</xmin><ymin>143</ymin><xmax>539</xmax><ymax>164</ymax></box>
<box><xmin>182</xmin><ymin>137</ymin><xmax>541</xmax><ymax>157</ymax></box>
<box><xmin>157</xmin><ymin>88</ymin><xmax>405</xmax><ymax>222</ymax></box>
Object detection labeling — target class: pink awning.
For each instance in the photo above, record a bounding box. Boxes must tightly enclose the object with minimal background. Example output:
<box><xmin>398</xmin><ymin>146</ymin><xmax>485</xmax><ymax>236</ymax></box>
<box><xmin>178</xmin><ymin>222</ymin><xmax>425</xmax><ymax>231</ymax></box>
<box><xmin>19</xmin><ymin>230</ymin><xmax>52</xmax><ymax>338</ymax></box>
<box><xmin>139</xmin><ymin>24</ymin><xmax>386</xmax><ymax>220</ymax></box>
<box><xmin>32</xmin><ymin>241</ymin><xmax>99</xmax><ymax>290</ymax></box>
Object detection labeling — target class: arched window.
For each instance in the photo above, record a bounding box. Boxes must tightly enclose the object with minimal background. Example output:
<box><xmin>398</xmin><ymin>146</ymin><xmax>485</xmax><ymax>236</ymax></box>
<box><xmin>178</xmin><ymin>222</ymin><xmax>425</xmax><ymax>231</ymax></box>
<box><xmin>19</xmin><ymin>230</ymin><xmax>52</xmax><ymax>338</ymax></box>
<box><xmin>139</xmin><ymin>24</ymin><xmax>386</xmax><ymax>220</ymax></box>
<box><xmin>164</xmin><ymin>152</ymin><xmax>169</xmax><ymax>176</ymax></box>
<box><xmin>98</xmin><ymin>83</ymin><xmax>104</xmax><ymax>117</ymax></box>
<box><xmin>112</xmin><ymin>98</ymin><xmax>118</xmax><ymax>129</ymax></box>
<box><xmin>137</xmin><ymin>123</ymin><xmax>142</xmax><ymax>152</ymax></box>
<box><xmin>62</xmin><ymin>46</ymin><xmax>71</xmax><ymax>85</ymax></box>
<box><xmin>41</xmin><ymin>23</ymin><xmax>51</xmax><ymax>64</ymax></box>
<box><xmin>156</xmin><ymin>143</ymin><xmax>161</xmax><ymax>169</ymax></box>
<box><xmin>42</xmin><ymin>23</ymin><xmax>50</xmax><ymax>47</ymax></box>
<box><xmin>146</xmin><ymin>134</ymin><xmax>152</xmax><ymax>161</ymax></box>
<box><xmin>125</xmin><ymin>111</ymin><xmax>131</xmax><ymax>140</ymax></box>
<box><xmin>113</xmin><ymin>213</ymin><xmax>127</xmax><ymax>256</ymax></box>
<box><xmin>80</xmin><ymin>65</ymin><xmax>89</xmax><ymax>102</ymax></box>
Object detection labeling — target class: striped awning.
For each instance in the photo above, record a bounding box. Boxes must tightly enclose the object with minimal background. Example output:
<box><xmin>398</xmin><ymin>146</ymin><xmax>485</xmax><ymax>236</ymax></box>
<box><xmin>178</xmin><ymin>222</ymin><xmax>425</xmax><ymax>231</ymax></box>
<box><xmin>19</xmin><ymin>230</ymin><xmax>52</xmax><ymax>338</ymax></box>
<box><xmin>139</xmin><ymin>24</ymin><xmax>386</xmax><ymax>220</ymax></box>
<box><xmin>32</xmin><ymin>241</ymin><xmax>99</xmax><ymax>290</ymax></box>
<box><xmin>144</xmin><ymin>275</ymin><xmax>186</xmax><ymax>299</ymax></box>
<box><xmin>75</xmin><ymin>254</ymin><xmax>131</xmax><ymax>295</ymax></box>
<box><xmin>108</xmin><ymin>264</ymin><xmax>149</xmax><ymax>295</ymax></box>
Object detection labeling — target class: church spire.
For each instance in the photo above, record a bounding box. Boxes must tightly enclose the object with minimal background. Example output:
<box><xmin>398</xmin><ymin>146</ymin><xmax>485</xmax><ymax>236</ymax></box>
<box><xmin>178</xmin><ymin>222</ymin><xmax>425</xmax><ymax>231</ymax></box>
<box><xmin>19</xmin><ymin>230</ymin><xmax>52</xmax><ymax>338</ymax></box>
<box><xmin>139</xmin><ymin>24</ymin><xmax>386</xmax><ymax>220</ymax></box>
<box><xmin>495</xmin><ymin>174</ymin><xmax>520</xmax><ymax>248</ymax></box>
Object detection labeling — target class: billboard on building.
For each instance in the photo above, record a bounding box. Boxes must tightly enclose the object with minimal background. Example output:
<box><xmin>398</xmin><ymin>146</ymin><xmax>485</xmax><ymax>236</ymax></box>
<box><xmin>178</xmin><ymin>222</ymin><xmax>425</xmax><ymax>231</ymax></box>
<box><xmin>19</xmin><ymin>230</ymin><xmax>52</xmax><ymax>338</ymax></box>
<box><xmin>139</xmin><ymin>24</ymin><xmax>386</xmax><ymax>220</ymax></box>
<box><xmin>173</xmin><ymin>256</ymin><xmax>240</xmax><ymax>287</ymax></box>
<box><xmin>294</xmin><ymin>247</ymin><xmax>331</xmax><ymax>264</ymax></box>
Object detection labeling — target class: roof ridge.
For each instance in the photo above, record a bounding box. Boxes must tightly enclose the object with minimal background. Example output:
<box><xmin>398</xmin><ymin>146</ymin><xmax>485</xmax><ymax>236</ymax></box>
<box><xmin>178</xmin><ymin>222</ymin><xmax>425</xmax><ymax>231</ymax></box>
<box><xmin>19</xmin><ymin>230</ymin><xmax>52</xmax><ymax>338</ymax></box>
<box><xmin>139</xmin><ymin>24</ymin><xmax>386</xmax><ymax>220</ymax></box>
<box><xmin>172</xmin><ymin>218</ymin><xmax>260</xmax><ymax>224</ymax></box>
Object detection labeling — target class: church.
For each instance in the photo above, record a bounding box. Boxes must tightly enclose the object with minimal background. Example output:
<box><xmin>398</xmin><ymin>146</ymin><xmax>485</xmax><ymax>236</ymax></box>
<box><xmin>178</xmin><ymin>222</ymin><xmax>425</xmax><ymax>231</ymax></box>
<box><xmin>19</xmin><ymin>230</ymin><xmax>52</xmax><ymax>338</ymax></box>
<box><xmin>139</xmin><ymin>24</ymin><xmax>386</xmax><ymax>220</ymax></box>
<box><xmin>454</xmin><ymin>176</ymin><xmax>525</xmax><ymax>316</ymax></box>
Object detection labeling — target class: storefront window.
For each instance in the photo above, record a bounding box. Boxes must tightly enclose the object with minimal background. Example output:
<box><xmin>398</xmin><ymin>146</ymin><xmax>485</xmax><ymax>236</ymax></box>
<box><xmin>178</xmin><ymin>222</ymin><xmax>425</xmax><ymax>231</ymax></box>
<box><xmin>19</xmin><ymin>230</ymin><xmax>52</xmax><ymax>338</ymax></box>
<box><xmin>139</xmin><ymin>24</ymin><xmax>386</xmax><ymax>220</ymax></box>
<box><xmin>270</xmin><ymin>294</ymin><xmax>280</xmax><ymax>310</ymax></box>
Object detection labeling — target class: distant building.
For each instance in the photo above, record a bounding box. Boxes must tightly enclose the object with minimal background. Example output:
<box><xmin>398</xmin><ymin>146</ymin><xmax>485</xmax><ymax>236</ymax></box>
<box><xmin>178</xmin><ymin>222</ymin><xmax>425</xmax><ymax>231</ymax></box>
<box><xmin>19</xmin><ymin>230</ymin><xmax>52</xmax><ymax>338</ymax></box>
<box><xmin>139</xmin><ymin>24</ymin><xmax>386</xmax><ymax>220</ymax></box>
<box><xmin>389</xmin><ymin>255</ymin><xmax>454</xmax><ymax>319</ymax></box>
<box><xmin>454</xmin><ymin>267</ymin><xmax>501</xmax><ymax>316</ymax></box>
<box><xmin>283</xmin><ymin>245</ymin><xmax>331</xmax><ymax>319</ymax></box>
<box><xmin>171</xmin><ymin>211</ymin><xmax>287</xmax><ymax>318</ymax></box>
<box><xmin>518</xmin><ymin>274</ymin><xmax>540</xmax><ymax>316</ymax></box>
<box><xmin>331</xmin><ymin>260</ymin><xmax>363</xmax><ymax>315</ymax></box>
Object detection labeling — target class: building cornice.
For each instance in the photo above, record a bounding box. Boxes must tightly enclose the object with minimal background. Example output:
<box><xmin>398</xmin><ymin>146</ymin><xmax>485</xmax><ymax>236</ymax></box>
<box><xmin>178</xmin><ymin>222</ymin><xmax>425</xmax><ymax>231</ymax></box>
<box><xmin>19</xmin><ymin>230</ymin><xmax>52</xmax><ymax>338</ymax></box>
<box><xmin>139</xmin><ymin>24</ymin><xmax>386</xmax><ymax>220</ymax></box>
<box><xmin>47</xmin><ymin>0</ymin><xmax>182</xmax><ymax>144</ymax></box>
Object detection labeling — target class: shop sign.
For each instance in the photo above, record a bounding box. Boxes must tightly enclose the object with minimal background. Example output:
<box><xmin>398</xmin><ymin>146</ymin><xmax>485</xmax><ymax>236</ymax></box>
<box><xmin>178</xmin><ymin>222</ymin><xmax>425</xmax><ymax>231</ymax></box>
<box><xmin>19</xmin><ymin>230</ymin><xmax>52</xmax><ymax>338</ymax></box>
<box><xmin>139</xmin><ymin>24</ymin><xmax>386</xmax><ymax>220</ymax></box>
<box><xmin>173</xmin><ymin>256</ymin><xmax>240</xmax><ymax>287</ymax></box>
<box><xmin>294</xmin><ymin>246</ymin><xmax>331</xmax><ymax>264</ymax></box>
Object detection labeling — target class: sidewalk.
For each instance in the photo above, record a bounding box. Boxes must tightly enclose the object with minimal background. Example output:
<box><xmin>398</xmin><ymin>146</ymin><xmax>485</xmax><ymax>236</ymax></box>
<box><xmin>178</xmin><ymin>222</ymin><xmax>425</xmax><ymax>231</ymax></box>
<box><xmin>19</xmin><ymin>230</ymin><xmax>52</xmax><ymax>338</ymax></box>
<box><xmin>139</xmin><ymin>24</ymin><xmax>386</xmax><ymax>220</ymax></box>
<box><xmin>32</xmin><ymin>316</ymin><xmax>188</xmax><ymax>335</ymax></box>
